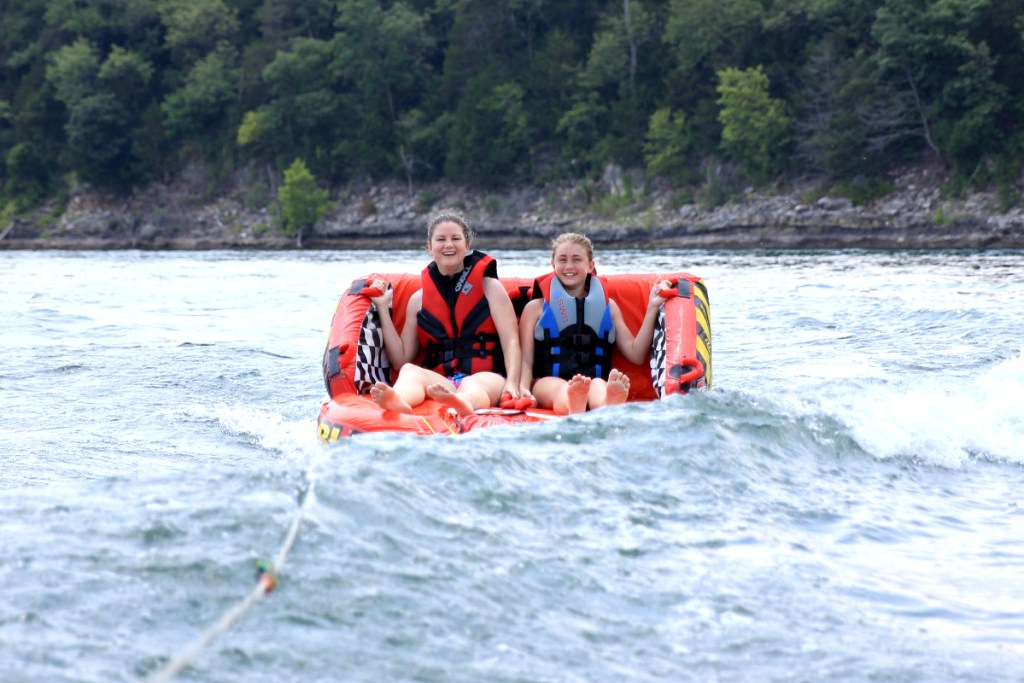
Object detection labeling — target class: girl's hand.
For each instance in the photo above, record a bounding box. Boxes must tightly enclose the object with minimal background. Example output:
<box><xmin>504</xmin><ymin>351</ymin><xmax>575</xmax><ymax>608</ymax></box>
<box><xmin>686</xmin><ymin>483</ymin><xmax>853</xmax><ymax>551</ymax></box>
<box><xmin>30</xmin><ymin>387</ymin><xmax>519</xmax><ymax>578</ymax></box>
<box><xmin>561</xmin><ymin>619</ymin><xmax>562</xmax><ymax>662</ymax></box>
<box><xmin>649</xmin><ymin>280</ymin><xmax>673</xmax><ymax>307</ymax></box>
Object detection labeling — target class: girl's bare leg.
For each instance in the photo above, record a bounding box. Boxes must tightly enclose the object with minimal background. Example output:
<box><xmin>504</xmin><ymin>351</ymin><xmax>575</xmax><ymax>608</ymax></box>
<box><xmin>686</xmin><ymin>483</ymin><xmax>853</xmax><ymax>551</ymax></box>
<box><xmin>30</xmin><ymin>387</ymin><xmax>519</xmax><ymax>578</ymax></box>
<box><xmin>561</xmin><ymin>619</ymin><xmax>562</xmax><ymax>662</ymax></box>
<box><xmin>588</xmin><ymin>369</ymin><xmax>630</xmax><ymax>409</ymax></box>
<box><xmin>604</xmin><ymin>369</ymin><xmax>630</xmax><ymax>406</ymax></box>
<box><xmin>532</xmin><ymin>377</ymin><xmax>569</xmax><ymax>414</ymax></box>
<box><xmin>565</xmin><ymin>374</ymin><xmax>591</xmax><ymax>415</ymax></box>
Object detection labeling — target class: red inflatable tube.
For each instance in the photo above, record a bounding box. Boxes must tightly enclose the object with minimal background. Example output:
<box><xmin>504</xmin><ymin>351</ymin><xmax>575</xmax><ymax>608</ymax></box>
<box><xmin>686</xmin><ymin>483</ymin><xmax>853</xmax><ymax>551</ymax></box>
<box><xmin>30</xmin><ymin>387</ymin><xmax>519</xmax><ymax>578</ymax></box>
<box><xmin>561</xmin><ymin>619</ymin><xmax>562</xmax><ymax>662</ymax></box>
<box><xmin>318</xmin><ymin>271</ymin><xmax>712</xmax><ymax>441</ymax></box>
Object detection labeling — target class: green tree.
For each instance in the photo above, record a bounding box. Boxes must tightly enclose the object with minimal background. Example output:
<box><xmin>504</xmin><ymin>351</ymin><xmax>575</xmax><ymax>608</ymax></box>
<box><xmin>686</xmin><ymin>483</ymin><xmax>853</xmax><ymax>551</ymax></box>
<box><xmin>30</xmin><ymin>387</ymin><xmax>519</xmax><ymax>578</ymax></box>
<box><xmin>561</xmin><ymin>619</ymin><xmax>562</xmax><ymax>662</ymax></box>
<box><xmin>521</xmin><ymin>28</ymin><xmax>581</xmax><ymax>138</ymax></box>
<box><xmin>395</xmin><ymin>108</ymin><xmax>448</xmax><ymax>194</ymax></box>
<box><xmin>664</xmin><ymin>0</ymin><xmax>762</xmax><ymax>74</ymax></box>
<box><xmin>46</xmin><ymin>38</ymin><xmax>101</xmax><ymax>105</ymax></box>
<box><xmin>46</xmin><ymin>39</ymin><xmax>134</xmax><ymax>186</ymax></box>
<box><xmin>162</xmin><ymin>42</ymin><xmax>240</xmax><ymax>139</ymax></box>
<box><xmin>574</xmin><ymin>1</ymin><xmax>658</xmax><ymax>169</ymax></box>
<box><xmin>445</xmin><ymin>78</ymin><xmax>531</xmax><ymax>185</ymax></box>
<box><xmin>158</xmin><ymin>0</ymin><xmax>240</xmax><ymax>67</ymax></box>
<box><xmin>437</xmin><ymin>0</ymin><xmax>514</xmax><ymax>103</ymax></box>
<box><xmin>42</xmin><ymin>0</ymin><xmax>162</xmax><ymax>51</ymax></box>
<box><xmin>240</xmin><ymin>0</ymin><xmax>337</xmax><ymax>109</ymax></box>
<box><xmin>4</xmin><ymin>142</ymin><xmax>51</xmax><ymax>210</ymax></box>
<box><xmin>871</xmin><ymin>0</ymin><xmax>1010</xmax><ymax>173</ymax></box>
<box><xmin>331</xmin><ymin>0</ymin><xmax>434</xmax><ymax>176</ymax></box>
<box><xmin>556</xmin><ymin>92</ymin><xmax>608</xmax><ymax>175</ymax></box>
<box><xmin>98</xmin><ymin>45</ymin><xmax>155</xmax><ymax>116</ymax></box>
<box><xmin>795</xmin><ymin>42</ymin><xmax>918</xmax><ymax>179</ymax></box>
<box><xmin>716</xmin><ymin>65</ymin><xmax>791</xmax><ymax>181</ymax></box>
<box><xmin>236</xmin><ymin>110</ymin><xmax>264</xmax><ymax>148</ymax></box>
<box><xmin>255</xmin><ymin>0</ymin><xmax>336</xmax><ymax>46</ymax></box>
<box><xmin>278</xmin><ymin>158</ymin><xmax>328</xmax><ymax>243</ymax></box>
<box><xmin>644</xmin><ymin>107</ymin><xmax>693</xmax><ymax>185</ymax></box>
<box><xmin>4</xmin><ymin>0</ymin><xmax>1024</xmax><ymax>202</ymax></box>
<box><xmin>661</xmin><ymin>0</ymin><xmax>765</xmax><ymax>157</ymax></box>
<box><xmin>65</xmin><ymin>92</ymin><xmax>132</xmax><ymax>185</ymax></box>
<box><xmin>333</xmin><ymin>0</ymin><xmax>432</xmax><ymax>126</ymax></box>
<box><xmin>937</xmin><ymin>40</ymin><xmax>1007</xmax><ymax>173</ymax></box>
<box><xmin>580</xmin><ymin>0</ymin><xmax>656</xmax><ymax>94</ymax></box>
<box><xmin>250</xmin><ymin>36</ymin><xmax>350</xmax><ymax>178</ymax></box>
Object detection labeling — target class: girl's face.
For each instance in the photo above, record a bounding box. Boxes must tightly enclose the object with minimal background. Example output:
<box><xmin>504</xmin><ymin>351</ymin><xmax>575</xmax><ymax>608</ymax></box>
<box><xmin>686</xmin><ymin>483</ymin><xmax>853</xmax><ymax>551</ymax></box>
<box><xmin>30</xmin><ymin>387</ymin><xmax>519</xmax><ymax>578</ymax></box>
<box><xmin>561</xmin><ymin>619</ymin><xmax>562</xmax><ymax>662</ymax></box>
<box><xmin>552</xmin><ymin>242</ymin><xmax>592</xmax><ymax>292</ymax></box>
<box><xmin>428</xmin><ymin>221</ymin><xmax>470</xmax><ymax>275</ymax></box>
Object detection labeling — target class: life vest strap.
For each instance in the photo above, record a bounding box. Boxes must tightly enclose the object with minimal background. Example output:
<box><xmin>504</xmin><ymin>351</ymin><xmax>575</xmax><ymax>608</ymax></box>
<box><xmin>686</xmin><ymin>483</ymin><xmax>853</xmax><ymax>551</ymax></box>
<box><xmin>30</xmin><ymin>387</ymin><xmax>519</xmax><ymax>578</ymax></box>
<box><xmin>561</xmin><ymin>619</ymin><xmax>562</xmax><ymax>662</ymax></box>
<box><xmin>424</xmin><ymin>332</ymin><xmax>500</xmax><ymax>367</ymax></box>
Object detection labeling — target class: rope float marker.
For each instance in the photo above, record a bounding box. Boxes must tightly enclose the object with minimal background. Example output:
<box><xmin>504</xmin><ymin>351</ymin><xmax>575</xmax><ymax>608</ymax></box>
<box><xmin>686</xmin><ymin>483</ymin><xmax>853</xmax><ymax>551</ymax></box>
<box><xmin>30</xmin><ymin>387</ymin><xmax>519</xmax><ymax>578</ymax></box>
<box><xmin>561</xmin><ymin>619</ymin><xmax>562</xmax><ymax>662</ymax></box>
<box><xmin>144</xmin><ymin>480</ymin><xmax>311</xmax><ymax>682</ymax></box>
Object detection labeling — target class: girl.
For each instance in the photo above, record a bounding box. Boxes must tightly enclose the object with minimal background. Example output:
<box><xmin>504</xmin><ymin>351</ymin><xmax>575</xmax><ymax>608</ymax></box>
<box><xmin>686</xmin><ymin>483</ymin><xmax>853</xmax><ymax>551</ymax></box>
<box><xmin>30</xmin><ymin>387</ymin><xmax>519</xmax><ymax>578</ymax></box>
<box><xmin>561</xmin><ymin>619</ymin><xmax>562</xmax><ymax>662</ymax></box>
<box><xmin>519</xmin><ymin>232</ymin><xmax>669</xmax><ymax>415</ymax></box>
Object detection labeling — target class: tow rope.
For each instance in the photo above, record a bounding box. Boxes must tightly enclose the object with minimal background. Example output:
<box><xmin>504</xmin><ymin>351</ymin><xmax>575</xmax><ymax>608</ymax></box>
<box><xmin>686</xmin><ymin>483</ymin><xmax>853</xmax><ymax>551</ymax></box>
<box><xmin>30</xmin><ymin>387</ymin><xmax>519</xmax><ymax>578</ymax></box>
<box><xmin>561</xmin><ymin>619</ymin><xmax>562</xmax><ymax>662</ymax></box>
<box><xmin>144</xmin><ymin>481</ymin><xmax>313</xmax><ymax>682</ymax></box>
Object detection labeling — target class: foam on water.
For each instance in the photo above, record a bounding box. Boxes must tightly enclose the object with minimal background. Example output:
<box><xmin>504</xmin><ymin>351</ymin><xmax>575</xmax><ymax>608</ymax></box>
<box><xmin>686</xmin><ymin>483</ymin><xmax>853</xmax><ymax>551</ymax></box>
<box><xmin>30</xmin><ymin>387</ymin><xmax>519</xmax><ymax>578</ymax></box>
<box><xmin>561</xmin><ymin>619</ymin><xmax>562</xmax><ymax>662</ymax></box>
<box><xmin>821</xmin><ymin>349</ymin><xmax>1024</xmax><ymax>466</ymax></box>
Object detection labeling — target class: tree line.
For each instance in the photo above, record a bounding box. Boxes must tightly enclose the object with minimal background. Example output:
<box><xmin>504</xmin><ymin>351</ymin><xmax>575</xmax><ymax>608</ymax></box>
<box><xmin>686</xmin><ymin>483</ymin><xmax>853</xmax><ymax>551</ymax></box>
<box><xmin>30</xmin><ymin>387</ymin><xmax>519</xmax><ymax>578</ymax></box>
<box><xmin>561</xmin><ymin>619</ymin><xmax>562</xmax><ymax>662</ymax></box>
<box><xmin>2</xmin><ymin>0</ymin><xmax>1022</xmax><ymax>218</ymax></box>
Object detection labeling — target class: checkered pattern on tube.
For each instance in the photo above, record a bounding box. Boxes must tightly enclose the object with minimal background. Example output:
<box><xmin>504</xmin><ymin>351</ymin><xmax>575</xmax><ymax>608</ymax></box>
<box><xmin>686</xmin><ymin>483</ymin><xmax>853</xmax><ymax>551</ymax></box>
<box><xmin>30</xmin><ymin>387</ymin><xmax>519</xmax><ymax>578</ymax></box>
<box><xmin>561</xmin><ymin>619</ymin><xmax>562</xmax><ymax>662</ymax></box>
<box><xmin>649</xmin><ymin>307</ymin><xmax>667</xmax><ymax>398</ymax></box>
<box><xmin>354</xmin><ymin>304</ymin><xmax>391</xmax><ymax>394</ymax></box>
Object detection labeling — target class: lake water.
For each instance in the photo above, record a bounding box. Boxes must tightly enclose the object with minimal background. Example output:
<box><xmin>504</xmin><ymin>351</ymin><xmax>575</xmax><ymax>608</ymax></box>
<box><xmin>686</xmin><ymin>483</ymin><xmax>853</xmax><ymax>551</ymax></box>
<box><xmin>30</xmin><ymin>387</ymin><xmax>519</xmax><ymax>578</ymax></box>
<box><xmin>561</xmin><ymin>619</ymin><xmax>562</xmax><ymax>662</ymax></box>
<box><xmin>2</xmin><ymin>248</ymin><xmax>1023</xmax><ymax>682</ymax></box>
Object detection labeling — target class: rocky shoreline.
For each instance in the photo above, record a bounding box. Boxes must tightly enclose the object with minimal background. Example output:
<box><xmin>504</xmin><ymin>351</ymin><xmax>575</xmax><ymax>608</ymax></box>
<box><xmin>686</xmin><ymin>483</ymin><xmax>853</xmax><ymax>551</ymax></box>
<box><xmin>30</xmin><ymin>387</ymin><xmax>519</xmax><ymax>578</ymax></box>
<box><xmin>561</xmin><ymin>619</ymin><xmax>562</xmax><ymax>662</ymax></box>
<box><xmin>3</xmin><ymin>163</ymin><xmax>1023</xmax><ymax>250</ymax></box>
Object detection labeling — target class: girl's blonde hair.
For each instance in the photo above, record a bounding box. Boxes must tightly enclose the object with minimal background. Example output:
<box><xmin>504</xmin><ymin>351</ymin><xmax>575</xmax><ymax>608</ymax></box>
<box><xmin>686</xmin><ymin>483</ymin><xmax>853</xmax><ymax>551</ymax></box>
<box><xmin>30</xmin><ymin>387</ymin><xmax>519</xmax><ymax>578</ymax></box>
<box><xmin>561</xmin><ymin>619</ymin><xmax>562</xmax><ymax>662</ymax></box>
<box><xmin>427</xmin><ymin>209</ymin><xmax>473</xmax><ymax>244</ymax></box>
<box><xmin>550</xmin><ymin>232</ymin><xmax>594</xmax><ymax>261</ymax></box>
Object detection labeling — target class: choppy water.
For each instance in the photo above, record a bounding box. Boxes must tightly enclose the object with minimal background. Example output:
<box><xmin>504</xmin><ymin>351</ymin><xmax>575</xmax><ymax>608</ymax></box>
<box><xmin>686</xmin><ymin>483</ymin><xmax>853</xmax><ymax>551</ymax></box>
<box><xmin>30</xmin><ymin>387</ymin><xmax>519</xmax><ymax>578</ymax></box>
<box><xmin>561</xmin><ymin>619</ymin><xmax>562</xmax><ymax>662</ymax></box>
<box><xmin>2</xmin><ymin>248</ymin><xmax>1023</xmax><ymax>682</ymax></box>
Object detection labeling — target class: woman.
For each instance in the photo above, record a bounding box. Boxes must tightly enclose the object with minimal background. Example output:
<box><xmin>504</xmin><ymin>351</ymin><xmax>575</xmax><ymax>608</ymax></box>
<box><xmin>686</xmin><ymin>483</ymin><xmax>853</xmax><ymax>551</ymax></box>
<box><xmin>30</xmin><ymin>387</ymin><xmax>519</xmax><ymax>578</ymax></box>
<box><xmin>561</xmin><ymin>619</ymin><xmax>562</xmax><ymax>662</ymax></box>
<box><xmin>519</xmin><ymin>232</ymin><xmax>670</xmax><ymax>415</ymax></box>
<box><xmin>367</xmin><ymin>210</ymin><xmax>523</xmax><ymax>415</ymax></box>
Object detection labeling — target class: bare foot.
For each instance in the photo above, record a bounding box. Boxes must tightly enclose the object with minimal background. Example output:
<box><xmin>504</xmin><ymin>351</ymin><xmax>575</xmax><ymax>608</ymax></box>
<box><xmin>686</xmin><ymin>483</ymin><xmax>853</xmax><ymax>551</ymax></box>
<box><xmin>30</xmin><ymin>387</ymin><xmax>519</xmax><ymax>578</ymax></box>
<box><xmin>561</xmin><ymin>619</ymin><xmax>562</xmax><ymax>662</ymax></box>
<box><xmin>566</xmin><ymin>374</ymin><xmax>592</xmax><ymax>415</ymax></box>
<box><xmin>605</xmin><ymin>369</ymin><xmax>630</xmax><ymax>406</ymax></box>
<box><xmin>426</xmin><ymin>382</ymin><xmax>475</xmax><ymax>416</ymax></box>
<box><xmin>369</xmin><ymin>381</ymin><xmax>413</xmax><ymax>414</ymax></box>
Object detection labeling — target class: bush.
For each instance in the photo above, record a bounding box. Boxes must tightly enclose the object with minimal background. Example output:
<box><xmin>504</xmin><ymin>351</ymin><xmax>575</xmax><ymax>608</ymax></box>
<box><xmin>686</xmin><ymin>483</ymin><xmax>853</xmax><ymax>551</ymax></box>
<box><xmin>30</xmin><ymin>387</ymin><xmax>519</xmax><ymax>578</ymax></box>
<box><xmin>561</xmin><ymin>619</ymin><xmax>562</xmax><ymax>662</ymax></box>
<box><xmin>416</xmin><ymin>187</ymin><xmax>442</xmax><ymax>213</ymax></box>
<box><xmin>836</xmin><ymin>177</ymin><xmax>894</xmax><ymax>206</ymax></box>
<box><xmin>278</xmin><ymin>159</ymin><xmax>328</xmax><ymax>237</ymax></box>
<box><xmin>4</xmin><ymin>142</ymin><xmax>51</xmax><ymax>211</ymax></box>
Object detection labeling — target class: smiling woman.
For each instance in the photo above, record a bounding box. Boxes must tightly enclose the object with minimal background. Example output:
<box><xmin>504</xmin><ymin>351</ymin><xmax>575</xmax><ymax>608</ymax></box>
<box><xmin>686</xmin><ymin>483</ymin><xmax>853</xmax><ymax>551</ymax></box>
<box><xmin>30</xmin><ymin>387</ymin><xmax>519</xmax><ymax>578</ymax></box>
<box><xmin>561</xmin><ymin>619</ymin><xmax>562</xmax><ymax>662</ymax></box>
<box><xmin>363</xmin><ymin>210</ymin><xmax>524</xmax><ymax>415</ymax></box>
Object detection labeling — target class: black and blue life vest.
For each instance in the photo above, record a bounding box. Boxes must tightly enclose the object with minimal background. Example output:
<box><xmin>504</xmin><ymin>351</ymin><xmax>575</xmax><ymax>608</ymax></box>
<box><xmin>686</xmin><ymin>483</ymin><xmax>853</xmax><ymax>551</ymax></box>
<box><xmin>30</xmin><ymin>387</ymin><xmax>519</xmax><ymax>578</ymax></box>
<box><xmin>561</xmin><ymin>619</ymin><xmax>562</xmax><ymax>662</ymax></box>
<box><xmin>533</xmin><ymin>274</ymin><xmax>616</xmax><ymax>380</ymax></box>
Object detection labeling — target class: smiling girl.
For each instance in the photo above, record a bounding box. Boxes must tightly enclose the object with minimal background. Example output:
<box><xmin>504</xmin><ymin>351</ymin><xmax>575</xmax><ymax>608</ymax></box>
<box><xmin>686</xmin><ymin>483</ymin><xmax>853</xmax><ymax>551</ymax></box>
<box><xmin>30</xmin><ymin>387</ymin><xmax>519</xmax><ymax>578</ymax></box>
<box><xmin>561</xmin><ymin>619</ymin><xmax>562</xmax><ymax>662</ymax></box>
<box><xmin>519</xmin><ymin>232</ymin><xmax>670</xmax><ymax>415</ymax></box>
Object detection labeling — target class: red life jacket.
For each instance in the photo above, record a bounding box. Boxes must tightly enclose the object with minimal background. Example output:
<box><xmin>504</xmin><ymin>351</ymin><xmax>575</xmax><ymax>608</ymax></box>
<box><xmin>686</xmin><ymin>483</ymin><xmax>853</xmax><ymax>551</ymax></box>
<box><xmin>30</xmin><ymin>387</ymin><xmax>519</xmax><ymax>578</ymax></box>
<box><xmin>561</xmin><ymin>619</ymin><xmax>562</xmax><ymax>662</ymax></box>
<box><xmin>417</xmin><ymin>250</ymin><xmax>504</xmax><ymax>377</ymax></box>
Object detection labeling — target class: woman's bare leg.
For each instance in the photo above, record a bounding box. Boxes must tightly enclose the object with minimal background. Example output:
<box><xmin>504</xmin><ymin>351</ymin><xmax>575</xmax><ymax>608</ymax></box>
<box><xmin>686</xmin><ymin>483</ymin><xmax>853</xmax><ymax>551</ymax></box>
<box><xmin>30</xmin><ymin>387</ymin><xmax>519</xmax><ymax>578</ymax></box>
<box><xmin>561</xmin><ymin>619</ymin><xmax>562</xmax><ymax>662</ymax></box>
<box><xmin>370</xmin><ymin>381</ymin><xmax>414</xmax><ymax>414</ymax></box>
<box><xmin>456</xmin><ymin>372</ymin><xmax>506</xmax><ymax>410</ymax></box>
<box><xmin>371</xmin><ymin>365</ymin><xmax>446</xmax><ymax>413</ymax></box>
<box><xmin>426</xmin><ymin>382</ymin><xmax>475</xmax><ymax>415</ymax></box>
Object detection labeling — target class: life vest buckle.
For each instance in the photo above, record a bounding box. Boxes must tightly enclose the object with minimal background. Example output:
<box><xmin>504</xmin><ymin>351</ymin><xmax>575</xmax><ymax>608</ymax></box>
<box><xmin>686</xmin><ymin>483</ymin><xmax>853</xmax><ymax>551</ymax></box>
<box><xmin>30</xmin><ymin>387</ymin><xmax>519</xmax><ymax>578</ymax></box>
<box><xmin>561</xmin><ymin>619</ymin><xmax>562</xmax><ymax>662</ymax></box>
<box><xmin>571</xmin><ymin>333</ymin><xmax>591</xmax><ymax>346</ymax></box>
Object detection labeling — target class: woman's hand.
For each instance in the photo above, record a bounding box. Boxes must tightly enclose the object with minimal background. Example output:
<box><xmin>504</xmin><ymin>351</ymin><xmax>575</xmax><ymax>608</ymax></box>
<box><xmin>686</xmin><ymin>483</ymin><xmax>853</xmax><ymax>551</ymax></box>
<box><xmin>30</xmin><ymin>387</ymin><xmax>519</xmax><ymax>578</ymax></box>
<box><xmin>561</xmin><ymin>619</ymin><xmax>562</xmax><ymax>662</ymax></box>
<box><xmin>502</xmin><ymin>385</ymin><xmax>536</xmax><ymax>410</ymax></box>
<box><xmin>367</xmin><ymin>277</ymin><xmax>390</xmax><ymax>309</ymax></box>
<box><xmin>501</xmin><ymin>378</ymin><xmax>521</xmax><ymax>400</ymax></box>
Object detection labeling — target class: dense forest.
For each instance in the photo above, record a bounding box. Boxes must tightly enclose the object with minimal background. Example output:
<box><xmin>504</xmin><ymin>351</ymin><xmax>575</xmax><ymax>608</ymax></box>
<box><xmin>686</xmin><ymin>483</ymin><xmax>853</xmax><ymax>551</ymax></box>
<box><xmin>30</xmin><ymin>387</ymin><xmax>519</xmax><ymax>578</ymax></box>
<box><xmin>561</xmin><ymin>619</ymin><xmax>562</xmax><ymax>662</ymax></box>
<box><xmin>2</xmin><ymin>0</ymin><xmax>1023</xmax><ymax>222</ymax></box>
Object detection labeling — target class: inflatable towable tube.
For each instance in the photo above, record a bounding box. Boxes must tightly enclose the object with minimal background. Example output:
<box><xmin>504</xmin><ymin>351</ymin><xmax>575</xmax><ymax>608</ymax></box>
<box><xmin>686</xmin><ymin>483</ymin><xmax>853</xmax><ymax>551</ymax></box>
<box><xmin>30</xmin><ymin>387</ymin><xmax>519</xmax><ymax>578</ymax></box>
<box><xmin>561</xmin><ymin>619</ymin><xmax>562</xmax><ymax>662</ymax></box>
<box><xmin>318</xmin><ymin>271</ymin><xmax>711</xmax><ymax>442</ymax></box>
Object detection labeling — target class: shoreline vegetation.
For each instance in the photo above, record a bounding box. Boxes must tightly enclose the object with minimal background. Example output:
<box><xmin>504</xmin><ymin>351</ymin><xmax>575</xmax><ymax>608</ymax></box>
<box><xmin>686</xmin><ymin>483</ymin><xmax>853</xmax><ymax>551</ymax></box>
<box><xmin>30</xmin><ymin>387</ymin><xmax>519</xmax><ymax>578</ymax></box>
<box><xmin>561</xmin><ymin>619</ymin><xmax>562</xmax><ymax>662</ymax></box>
<box><xmin>3</xmin><ymin>161</ymin><xmax>1023</xmax><ymax>251</ymax></box>
<box><xmin>5</xmin><ymin>2</ymin><xmax>1024</xmax><ymax>252</ymax></box>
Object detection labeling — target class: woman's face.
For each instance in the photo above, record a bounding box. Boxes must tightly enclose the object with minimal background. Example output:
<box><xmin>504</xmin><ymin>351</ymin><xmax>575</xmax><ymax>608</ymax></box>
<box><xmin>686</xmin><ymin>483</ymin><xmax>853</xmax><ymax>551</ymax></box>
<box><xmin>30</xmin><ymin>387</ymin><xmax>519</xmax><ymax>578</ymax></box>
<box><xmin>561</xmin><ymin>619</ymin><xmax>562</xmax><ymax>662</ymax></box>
<box><xmin>428</xmin><ymin>220</ymin><xmax>470</xmax><ymax>275</ymax></box>
<box><xmin>552</xmin><ymin>242</ymin><xmax>592</xmax><ymax>291</ymax></box>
